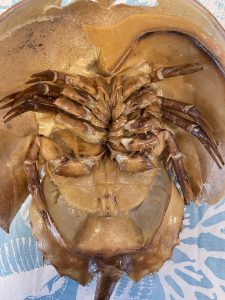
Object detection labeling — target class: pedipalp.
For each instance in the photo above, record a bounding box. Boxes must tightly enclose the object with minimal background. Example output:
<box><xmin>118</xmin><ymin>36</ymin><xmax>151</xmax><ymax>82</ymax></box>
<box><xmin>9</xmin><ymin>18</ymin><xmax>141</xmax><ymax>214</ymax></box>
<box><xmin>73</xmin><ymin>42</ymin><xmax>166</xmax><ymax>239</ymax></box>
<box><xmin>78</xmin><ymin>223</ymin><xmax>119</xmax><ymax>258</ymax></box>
<box><xmin>151</xmin><ymin>63</ymin><xmax>204</xmax><ymax>82</ymax></box>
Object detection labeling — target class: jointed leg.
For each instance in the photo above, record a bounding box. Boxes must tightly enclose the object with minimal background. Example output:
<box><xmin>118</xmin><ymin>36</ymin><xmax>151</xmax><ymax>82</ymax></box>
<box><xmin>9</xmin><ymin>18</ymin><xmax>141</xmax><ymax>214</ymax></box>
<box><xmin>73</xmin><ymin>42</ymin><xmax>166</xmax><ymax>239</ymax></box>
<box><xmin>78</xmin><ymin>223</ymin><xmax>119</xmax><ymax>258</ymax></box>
<box><xmin>55</xmin><ymin>113</ymin><xmax>106</xmax><ymax>144</ymax></box>
<box><xmin>0</xmin><ymin>89</ymin><xmax>108</xmax><ymax>145</ymax></box>
<box><xmin>0</xmin><ymin>83</ymin><xmax>61</xmax><ymax>122</ymax></box>
<box><xmin>162</xmin><ymin>110</ymin><xmax>224</xmax><ymax>168</ymax></box>
<box><xmin>110</xmin><ymin>148</ymin><xmax>154</xmax><ymax>173</ymax></box>
<box><xmin>38</xmin><ymin>134</ymin><xmax>103</xmax><ymax>177</ymax></box>
<box><xmin>122</xmin><ymin>75</ymin><xmax>151</xmax><ymax>99</ymax></box>
<box><xmin>1</xmin><ymin>92</ymin><xmax>107</xmax><ymax>144</ymax></box>
<box><xmin>158</xmin><ymin>130</ymin><xmax>193</xmax><ymax>204</ymax></box>
<box><xmin>62</xmin><ymin>86</ymin><xmax>109</xmax><ymax>125</ymax></box>
<box><xmin>3</xmin><ymin>96</ymin><xmax>58</xmax><ymax>123</ymax></box>
<box><xmin>153</xmin><ymin>93</ymin><xmax>223</xmax><ymax>168</ymax></box>
<box><xmin>109</xmin><ymin>135</ymin><xmax>159</xmax><ymax>155</ymax></box>
<box><xmin>0</xmin><ymin>83</ymin><xmax>61</xmax><ymax>106</ymax></box>
<box><xmin>0</xmin><ymin>72</ymin><xmax>110</xmax><ymax>135</ymax></box>
<box><xmin>159</xmin><ymin>96</ymin><xmax>212</xmax><ymax>133</ymax></box>
<box><xmin>124</xmin><ymin>115</ymin><xmax>161</xmax><ymax>135</ymax></box>
<box><xmin>151</xmin><ymin>63</ymin><xmax>203</xmax><ymax>82</ymax></box>
<box><xmin>28</xmin><ymin>70</ymin><xmax>111</xmax><ymax>122</ymax></box>
<box><xmin>24</xmin><ymin>135</ymin><xmax>105</xmax><ymax>246</ymax></box>
<box><xmin>54</xmin><ymin>97</ymin><xmax>107</xmax><ymax>128</ymax></box>
<box><xmin>26</xmin><ymin>70</ymin><xmax>98</xmax><ymax>97</ymax></box>
<box><xmin>24</xmin><ymin>136</ymin><xmax>68</xmax><ymax>249</ymax></box>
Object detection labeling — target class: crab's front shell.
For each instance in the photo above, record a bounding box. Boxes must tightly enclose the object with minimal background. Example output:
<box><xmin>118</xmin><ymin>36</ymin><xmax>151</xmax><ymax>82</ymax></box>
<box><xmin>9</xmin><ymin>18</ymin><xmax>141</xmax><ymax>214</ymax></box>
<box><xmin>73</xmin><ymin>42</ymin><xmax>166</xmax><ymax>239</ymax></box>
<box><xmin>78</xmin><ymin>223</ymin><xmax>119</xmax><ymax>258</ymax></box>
<box><xmin>0</xmin><ymin>1</ymin><xmax>224</xmax><ymax>300</ymax></box>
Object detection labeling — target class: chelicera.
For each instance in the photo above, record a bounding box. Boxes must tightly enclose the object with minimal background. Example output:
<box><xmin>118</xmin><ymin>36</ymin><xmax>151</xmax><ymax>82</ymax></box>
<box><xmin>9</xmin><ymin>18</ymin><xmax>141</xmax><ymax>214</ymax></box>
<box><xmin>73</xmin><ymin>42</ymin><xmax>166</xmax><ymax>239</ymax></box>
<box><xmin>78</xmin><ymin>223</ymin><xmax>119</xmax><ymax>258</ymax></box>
<box><xmin>0</xmin><ymin>61</ymin><xmax>223</xmax><ymax>299</ymax></box>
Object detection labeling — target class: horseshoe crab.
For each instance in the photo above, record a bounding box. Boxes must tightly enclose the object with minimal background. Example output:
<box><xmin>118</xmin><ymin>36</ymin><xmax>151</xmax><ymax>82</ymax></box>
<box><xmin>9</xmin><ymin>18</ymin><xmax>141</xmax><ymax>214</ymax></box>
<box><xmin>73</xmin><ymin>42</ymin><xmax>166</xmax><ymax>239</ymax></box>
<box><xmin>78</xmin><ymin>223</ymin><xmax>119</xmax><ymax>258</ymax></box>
<box><xmin>0</xmin><ymin>0</ymin><xmax>224</xmax><ymax>299</ymax></box>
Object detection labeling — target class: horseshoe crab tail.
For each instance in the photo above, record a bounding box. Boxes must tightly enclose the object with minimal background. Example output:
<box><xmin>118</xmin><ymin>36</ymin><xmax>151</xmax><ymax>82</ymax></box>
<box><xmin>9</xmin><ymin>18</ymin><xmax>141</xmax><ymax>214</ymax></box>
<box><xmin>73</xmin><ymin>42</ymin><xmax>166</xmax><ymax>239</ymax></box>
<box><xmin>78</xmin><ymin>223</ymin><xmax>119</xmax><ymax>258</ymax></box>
<box><xmin>92</xmin><ymin>256</ymin><xmax>130</xmax><ymax>300</ymax></box>
<box><xmin>94</xmin><ymin>271</ymin><xmax>120</xmax><ymax>300</ymax></box>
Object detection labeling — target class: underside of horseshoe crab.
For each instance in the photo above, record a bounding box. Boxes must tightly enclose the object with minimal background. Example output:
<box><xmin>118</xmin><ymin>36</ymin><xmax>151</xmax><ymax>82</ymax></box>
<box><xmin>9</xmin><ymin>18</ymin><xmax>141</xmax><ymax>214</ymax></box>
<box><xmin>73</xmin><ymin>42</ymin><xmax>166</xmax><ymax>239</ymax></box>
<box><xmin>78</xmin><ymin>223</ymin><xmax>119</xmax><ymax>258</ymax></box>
<box><xmin>0</xmin><ymin>0</ymin><xmax>224</xmax><ymax>299</ymax></box>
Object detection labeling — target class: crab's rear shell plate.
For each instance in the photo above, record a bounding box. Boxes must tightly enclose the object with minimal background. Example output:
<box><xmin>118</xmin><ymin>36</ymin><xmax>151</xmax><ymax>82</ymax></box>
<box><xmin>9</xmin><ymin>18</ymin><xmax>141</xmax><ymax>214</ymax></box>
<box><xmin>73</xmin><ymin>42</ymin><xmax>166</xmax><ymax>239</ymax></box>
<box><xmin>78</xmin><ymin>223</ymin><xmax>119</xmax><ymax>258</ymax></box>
<box><xmin>44</xmin><ymin>163</ymin><xmax>171</xmax><ymax>256</ymax></box>
<box><xmin>30</xmin><ymin>168</ymin><xmax>184</xmax><ymax>284</ymax></box>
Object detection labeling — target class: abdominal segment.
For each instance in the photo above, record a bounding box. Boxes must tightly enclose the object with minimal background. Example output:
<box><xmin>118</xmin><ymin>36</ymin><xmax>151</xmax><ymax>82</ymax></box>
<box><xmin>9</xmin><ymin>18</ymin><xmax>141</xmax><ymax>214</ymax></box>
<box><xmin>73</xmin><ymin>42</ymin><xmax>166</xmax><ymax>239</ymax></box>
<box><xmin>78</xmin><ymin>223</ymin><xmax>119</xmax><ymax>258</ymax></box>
<box><xmin>44</xmin><ymin>161</ymin><xmax>171</xmax><ymax>256</ymax></box>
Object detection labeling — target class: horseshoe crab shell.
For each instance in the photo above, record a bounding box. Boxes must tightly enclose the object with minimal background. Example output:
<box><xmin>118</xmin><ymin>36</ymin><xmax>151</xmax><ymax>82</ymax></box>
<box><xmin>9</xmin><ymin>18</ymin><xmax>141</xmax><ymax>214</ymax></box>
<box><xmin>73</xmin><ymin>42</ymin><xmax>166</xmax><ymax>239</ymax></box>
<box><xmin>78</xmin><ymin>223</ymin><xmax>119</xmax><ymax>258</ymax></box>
<box><xmin>0</xmin><ymin>1</ymin><xmax>224</xmax><ymax>299</ymax></box>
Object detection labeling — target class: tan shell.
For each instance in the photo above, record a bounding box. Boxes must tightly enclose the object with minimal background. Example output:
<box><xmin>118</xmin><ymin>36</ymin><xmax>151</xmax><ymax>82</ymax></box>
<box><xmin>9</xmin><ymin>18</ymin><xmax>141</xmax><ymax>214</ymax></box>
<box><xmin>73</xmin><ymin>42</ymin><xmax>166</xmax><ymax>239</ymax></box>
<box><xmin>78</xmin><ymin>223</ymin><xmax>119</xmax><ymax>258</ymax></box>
<box><xmin>30</xmin><ymin>200</ymin><xmax>92</xmax><ymax>286</ymax></box>
<box><xmin>0</xmin><ymin>130</ymin><xmax>34</xmax><ymax>232</ymax></box>
<box><xmin>0</xmin><ymin>0</ymin><xmax>224</xmax><ymax>299</ymax></box>
<box><xmin>30</xmin><ymin>174</ymin><xmax>183</xmax><ymax>285</ymax></box>
<box><xmin>44</xmin><ymin>163</ymin><xmax>171</xmax><ymax>256</ymax></box>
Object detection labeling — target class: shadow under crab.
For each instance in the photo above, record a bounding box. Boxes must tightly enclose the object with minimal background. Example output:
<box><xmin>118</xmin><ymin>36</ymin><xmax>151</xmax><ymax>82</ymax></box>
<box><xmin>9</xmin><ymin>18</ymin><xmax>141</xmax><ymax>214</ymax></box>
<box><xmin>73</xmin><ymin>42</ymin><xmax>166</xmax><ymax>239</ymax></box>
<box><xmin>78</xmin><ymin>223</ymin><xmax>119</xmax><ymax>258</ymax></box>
<box><xmin>0</xmin><ymin>1</ymin><xmax>224</xmax><ymax>300</ymax></box>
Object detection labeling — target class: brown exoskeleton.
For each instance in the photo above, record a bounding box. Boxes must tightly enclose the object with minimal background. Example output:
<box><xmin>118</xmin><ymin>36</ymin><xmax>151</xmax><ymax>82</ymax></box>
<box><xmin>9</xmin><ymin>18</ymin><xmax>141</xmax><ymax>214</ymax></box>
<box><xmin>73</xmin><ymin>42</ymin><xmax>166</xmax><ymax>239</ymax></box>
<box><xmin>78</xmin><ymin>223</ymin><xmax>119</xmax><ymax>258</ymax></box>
<box><xmin>2</xmin><ymin>63</ymin><xmax>223</xmax><ymax>200</ymax></box>
<box><xmin>0</xmin><ymin>62</ymin><xmax>223</xmax><ymax>299</ymax></box>
<box><xmin>0</xmin><ymin>0</ymin><xmax>225</xmax><ymax>299</ymax></box>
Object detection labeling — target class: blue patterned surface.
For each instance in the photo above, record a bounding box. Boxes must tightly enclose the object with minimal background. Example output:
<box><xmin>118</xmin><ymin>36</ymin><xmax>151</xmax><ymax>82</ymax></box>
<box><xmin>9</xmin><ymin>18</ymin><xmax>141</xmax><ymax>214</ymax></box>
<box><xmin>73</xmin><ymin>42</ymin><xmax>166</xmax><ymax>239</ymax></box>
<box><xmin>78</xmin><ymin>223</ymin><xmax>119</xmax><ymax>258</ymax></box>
<box><xmin>0</xmin><ymin>1</ymin><xmax>225</xmax><ymax>299</ymax></box>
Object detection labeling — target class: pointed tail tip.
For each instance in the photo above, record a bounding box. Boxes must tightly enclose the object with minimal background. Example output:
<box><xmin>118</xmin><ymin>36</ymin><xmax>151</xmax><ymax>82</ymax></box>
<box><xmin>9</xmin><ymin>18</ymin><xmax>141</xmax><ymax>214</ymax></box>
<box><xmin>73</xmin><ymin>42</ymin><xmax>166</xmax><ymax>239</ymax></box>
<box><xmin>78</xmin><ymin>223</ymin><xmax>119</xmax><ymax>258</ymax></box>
<box><xmin>0</xmin><ymin>222</ymin><xmax>10</xmax><ymax>233</ymax></box>
<box><xmin>94</xmin><ymin>271</ymin><xmax>120</xmax><ymax>300</ymax></box>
